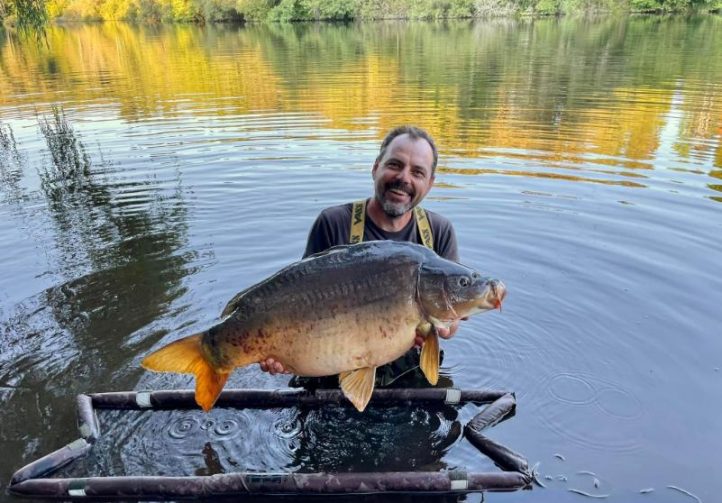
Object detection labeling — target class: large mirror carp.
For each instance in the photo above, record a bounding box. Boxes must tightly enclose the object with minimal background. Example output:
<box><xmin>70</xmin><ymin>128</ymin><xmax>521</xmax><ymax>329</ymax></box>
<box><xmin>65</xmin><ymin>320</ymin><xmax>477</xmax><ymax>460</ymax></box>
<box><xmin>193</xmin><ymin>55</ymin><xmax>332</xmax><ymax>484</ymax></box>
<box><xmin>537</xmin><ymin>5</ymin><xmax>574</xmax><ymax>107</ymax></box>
<box><xmin>142</xmin><ymin>241</ymin><xmax>506</xmax><ymax>412</ymax></box>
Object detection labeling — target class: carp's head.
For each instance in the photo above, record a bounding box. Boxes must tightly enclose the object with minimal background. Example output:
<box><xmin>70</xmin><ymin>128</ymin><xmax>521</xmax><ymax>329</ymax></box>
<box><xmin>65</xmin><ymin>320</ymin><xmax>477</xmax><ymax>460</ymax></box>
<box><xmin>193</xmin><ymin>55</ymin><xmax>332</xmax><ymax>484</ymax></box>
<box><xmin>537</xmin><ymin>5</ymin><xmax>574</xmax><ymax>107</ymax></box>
<box><xmin>417</xmin><ymin>258</ymin><xmax>506</xmax><ymax>321</ymax></box>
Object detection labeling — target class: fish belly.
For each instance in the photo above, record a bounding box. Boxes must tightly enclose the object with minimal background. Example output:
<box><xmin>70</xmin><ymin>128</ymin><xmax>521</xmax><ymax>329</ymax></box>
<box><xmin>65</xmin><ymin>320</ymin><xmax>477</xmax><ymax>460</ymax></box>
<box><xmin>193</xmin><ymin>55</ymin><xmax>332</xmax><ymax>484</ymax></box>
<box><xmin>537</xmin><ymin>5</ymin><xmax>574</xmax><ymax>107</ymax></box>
<box><xmin>252</xmin><ymin>301</ymin><xmax>421</xmax><ymax>376</ymax></box>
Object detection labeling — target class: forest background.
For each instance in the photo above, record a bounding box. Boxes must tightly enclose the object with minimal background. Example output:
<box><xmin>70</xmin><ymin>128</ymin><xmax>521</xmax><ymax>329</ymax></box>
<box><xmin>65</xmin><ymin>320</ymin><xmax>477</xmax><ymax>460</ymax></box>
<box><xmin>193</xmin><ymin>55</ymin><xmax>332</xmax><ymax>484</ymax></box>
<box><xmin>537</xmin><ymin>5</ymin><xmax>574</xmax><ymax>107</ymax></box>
<box><xmin>1</xmin><ymin>0</ymin><xmax>720</xmax><ymax>29</ymax></box>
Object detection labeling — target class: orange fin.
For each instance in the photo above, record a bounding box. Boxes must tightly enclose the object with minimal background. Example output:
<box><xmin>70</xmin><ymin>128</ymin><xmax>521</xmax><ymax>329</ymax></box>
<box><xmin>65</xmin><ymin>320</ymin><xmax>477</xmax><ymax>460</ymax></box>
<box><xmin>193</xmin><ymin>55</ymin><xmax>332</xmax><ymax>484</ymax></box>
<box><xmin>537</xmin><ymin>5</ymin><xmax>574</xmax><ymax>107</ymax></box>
<box><xmin>141</xmin><ymin>333</ymin><xmax>205</xmax><ymax>373</ymax></box>
<box><xmin>339</xmin><ymin>367</ymin><xmax>376</xmax><ymax>412</ymax></box>
<box><xmin>195</xmin><ymin>365</ymin><xmax>229</xmax><ymax>412</ymax></box>
<box><xmin>419</xmin><ymin>328</ymin><xmax>440</xmax><ymax>385</ymax></box>
<box><xmin>141</xmin><ymin>333</ymin><xmax>228</xmax><ymax>412</ymax></box>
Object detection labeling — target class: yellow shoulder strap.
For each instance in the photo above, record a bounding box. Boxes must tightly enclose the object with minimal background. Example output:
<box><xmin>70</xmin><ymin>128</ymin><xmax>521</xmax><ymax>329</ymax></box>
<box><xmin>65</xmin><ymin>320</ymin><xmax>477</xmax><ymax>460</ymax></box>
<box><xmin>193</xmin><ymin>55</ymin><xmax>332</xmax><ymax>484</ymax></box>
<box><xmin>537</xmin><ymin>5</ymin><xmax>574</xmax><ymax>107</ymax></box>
<box><xmin>350</xmin><ymin>199</ymin><xmax>366</xmax><ymax>244</ymax></box>
<box><xmin>414</xmin><ymin>206</ymin><xmax>434</xmax><ymax>250</ymax></box>
<box><xmin>351</xmin><ymin>200</ymin><xmax>433</xmax><ymax>249</ymax></box>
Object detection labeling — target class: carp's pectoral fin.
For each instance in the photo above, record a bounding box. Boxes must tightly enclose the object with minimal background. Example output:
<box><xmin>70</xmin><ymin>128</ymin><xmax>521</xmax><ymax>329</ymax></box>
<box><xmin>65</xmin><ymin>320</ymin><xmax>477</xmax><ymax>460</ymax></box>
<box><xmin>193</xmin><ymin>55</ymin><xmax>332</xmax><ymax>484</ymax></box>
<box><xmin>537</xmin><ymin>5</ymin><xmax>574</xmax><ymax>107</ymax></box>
<box><xmin>420</xmin><ymin>328</ymin><xmax>440</xmax><ymax>386</ymax></box>
<box><xmin>339</xmin><ymin>367</ymin><xmax>376</xmax><ymax>412</ymax></box>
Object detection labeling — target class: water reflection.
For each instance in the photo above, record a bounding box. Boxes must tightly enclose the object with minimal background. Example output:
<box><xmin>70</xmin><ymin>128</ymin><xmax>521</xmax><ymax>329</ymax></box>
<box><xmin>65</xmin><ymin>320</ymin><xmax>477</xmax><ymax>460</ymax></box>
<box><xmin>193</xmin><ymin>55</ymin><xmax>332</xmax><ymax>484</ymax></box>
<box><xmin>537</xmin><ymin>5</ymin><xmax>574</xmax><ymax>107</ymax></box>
<box><xmin>2</xmin><ymin>15</ymin><xmax>722</xmax><ymax>502</ymax></box>
<box><xmin>290</xmin><ymin>404</ymin><xmax>461</xmax><ymax>473</ymax></box>
<box><xmin>58</xmin><ymin>402</ymin><xmax>462</xmax><ymax>478</ymax></box>
<box><xmin>710</xmin><ymin>169</ymin><xmax>722</xmax><ymax>202</ymax></box>
<box><xmin>0</xmin><ymin>109</ymin><xmax>195</xmax><ymax>481</ymax></box>
<box><xmin>1</xmin><ymin>18</ymin><xmax>719</xmax><ymax>182</ymax></box>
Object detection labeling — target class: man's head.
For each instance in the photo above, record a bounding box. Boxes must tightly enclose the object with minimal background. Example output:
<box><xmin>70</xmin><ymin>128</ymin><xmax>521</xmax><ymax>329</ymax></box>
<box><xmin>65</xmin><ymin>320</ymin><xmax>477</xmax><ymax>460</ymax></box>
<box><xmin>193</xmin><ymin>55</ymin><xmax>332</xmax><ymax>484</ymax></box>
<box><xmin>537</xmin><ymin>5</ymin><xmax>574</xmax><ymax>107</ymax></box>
<box><xmin>372</xmin><ymin>126</ymin><xmax>437</xmax><ymax>218</ymax></box>
<box><xmin>376</xmin><ymin>126</ymin><xmax>439</xmax><ymax>175</ymax></box>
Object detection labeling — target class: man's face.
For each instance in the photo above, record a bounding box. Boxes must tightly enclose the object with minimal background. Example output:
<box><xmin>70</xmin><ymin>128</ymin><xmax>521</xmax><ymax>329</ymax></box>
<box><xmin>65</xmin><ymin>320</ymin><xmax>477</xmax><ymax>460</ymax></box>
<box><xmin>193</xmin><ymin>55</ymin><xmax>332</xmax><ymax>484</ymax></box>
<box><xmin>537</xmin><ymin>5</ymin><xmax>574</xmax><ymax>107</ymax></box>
<box><xmin>372</xmin><ymin>134</ymin><xmax>435</xmax><ymax>218</ymax></box>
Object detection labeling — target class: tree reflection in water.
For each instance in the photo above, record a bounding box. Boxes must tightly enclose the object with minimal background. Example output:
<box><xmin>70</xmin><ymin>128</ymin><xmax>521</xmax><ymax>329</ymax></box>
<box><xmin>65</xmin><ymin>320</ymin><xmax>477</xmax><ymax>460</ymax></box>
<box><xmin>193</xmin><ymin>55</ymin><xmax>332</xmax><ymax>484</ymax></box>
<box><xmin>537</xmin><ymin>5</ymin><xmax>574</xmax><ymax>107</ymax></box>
<box><xmin>0</xmin><ymin>107</ymin><xmax>196</xmax><ymax>482</ymax></box>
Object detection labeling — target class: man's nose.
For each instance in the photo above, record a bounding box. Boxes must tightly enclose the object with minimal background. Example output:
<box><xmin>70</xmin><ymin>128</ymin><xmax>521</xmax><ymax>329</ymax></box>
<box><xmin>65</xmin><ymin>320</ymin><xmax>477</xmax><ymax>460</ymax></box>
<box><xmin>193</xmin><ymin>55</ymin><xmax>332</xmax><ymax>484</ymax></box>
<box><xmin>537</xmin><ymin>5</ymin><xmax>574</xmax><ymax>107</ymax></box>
<box><xmin>395</xmin><ymin>165</ymin><xmax>412</xmax><ymax>183</ymax></box>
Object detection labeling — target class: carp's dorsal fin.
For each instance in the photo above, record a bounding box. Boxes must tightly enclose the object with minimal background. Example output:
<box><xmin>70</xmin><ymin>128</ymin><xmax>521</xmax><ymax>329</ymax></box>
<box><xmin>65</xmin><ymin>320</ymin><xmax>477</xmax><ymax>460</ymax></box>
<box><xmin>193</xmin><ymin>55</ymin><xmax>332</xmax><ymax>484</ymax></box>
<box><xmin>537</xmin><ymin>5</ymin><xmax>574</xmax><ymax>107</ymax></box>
<box><xmin>420</xmin><ymin>327</ymin><xmax>440</xmax><ymax>386</ymax></box>
<box><xmin>339</xmin><ymin>367</ymin><xmax>376</xmax><ymax>412</ymax></box>
<box><xmin>221</xmin><ymin>287</ymin><xmax>253</xmax><ymax>318</ymax></box>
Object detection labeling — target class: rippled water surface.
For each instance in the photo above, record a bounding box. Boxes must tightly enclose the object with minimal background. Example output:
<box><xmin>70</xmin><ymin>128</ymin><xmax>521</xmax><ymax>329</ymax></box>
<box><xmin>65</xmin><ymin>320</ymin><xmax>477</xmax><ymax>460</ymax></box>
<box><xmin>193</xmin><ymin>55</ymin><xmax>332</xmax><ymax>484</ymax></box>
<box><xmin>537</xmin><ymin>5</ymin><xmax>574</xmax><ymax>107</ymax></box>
<box><xmin>1</xmin><ymin>16</ymin><xmax>721</xmax><ymax>503</ymax></box>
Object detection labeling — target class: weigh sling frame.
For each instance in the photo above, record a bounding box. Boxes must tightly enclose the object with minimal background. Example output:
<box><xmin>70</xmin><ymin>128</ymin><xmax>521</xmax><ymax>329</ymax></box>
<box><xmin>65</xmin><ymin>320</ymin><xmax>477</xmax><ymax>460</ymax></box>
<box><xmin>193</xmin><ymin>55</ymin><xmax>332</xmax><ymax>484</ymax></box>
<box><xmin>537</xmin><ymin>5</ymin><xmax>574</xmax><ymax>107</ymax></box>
<box><xmin>9</xmin><ymin>387</ymin><xmax>533</xmax><ymax>500</ymax></box>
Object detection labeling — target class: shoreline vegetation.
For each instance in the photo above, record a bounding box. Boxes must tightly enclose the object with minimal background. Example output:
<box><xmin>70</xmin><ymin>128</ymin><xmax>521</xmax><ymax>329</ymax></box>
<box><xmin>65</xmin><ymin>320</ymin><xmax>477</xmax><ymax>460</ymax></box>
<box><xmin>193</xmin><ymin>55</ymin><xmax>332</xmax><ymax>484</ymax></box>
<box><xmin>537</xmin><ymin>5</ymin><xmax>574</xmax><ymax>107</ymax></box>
<box><xmin>0</xmin><ymin>0</ymin><xmax>720</xmax><ymax>30</ymax></box>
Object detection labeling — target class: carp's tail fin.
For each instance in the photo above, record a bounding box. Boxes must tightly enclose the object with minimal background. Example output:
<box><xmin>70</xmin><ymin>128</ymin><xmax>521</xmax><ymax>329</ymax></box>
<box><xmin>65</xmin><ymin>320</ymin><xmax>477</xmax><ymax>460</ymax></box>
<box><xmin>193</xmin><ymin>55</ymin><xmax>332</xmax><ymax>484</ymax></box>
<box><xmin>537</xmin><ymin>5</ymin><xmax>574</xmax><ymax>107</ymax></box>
<box><xmin>141</xmin><ymin>333</ymin><xmax>229</xmax><ymax>412</ymax></box>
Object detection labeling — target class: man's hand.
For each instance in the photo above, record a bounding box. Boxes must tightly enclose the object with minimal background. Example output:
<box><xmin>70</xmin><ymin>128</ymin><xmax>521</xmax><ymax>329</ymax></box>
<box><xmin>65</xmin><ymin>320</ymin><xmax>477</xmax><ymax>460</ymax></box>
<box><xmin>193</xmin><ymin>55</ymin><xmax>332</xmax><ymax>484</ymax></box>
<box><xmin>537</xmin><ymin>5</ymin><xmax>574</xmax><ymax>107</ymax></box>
<box><xmin>414</xmin><ymin>319</ymin><xmax>466</xmax><ymax>347</ymax></box>
<box><xmin>259</xmin><ymin>358</ymin><xmax>289</xmax><ymax>375</ymax></box>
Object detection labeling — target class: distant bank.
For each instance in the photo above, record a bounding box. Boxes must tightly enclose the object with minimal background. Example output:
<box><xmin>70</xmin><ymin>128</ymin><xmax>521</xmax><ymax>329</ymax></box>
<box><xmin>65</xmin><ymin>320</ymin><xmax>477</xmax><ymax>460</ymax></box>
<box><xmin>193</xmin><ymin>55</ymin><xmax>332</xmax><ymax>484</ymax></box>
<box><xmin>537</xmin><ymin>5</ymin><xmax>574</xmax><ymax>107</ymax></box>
<box><xmin>2</xmin><ymin>0</ymin><xmax>721</xmax><ymax>27</ymax></box>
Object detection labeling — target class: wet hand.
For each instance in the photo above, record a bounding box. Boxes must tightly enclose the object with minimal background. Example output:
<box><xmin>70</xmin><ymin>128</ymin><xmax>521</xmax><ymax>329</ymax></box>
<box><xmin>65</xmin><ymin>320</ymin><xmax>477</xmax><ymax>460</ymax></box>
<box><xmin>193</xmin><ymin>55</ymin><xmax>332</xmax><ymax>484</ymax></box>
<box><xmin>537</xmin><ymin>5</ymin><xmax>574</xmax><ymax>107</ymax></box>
<box><xmin>259</xmin><ymin>358</ymin><xmax>289</xmax><ymax>375</ymax></box>
<box><xmin>415</xmin><ymin>318</ymin><xmax>467</xmax><ymax>347</ymax></box>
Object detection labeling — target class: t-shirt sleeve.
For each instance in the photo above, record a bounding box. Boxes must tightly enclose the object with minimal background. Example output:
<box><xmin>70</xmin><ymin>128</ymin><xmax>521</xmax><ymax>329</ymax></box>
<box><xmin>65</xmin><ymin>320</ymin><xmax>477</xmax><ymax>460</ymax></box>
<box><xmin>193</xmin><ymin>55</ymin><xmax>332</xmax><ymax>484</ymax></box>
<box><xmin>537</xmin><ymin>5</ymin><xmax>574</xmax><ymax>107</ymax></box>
<box><xmin>303</xmin><ymin>212</ymin><xmax>335</xmax><ymax>258</ymax></box>
<box><xmin>303</xmin><ymin>204</ymin><xmax>352</xmax><ymax>258</ymax></box>
<box><xmin>433</xmin><ymin>217</ymin><xmax>459</xmax><ymax>262</ymax></box>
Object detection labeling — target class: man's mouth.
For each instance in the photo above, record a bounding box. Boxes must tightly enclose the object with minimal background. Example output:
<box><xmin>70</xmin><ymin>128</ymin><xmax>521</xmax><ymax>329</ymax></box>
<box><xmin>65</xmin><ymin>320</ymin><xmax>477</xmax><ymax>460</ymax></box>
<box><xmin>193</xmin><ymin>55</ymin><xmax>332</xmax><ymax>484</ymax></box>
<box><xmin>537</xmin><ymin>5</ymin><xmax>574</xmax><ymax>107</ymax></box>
<box><xmin>385</xmin><ymin>184</ymin><xmax>413</xmax><ymax>200</ymax></box>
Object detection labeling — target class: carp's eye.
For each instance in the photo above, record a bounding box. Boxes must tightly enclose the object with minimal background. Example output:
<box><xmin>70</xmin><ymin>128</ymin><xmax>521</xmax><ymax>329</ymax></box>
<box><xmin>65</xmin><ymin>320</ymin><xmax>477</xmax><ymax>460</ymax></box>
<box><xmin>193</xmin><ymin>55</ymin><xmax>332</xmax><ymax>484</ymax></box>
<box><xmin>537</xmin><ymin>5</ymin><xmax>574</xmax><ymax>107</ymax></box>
<box><xmin>459</xmin><ymin>277</ymin><xmax>470</xmax><ymax>287</ymax></box>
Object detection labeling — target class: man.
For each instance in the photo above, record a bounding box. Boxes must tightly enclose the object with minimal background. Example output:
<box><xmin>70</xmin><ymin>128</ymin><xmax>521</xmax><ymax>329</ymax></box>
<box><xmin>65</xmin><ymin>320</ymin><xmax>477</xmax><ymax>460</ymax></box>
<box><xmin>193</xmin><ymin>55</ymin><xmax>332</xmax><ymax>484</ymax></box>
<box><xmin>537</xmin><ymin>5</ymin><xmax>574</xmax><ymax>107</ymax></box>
<box><xmin>261</xmin><ymin>125</ymin><xmax>462</xmax><ymax>385</ymax></box>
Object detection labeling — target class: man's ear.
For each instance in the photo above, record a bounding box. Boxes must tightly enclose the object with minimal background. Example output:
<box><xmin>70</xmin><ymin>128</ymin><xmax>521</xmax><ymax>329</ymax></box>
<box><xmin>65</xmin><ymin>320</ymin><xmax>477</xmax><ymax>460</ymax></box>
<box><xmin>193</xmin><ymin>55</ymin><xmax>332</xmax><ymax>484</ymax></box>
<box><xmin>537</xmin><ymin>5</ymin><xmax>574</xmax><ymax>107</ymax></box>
<box><xmin>371</xmin><ymin>160</ymin><xmax>379</xmax><ymax>177</ymax></box>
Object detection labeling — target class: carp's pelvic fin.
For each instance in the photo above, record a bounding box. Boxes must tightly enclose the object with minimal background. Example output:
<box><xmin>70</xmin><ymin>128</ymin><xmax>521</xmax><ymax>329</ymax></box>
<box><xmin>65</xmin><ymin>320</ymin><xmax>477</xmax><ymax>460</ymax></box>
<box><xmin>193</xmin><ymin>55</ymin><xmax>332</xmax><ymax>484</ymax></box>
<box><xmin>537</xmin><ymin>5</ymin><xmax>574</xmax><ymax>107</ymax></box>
<box><xmin>141</xmin><ymin>333</ymin><xmax>229</xmax><ymax>412</ymax></box>
<box><xmin>339</xmin><ymin>367</ymin><xmax>377</xmax><ymax>412</ymax></box>
<box><xmin>419</xmin><ymin>327</ymin><xmax>440</xmax><ymax>386</ymax></box>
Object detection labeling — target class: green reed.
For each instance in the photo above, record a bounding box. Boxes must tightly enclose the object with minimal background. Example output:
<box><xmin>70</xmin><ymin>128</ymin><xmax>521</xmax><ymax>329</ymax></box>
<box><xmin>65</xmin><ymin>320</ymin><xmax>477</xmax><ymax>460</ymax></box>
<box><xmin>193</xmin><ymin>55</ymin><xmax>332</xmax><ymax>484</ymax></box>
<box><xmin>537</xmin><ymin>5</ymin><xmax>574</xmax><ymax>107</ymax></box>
<box><xmin>38</xmin><ymin>106</ymin><xmax>92</xmax><ymax>191</ymax></box>
<box><xmin>0</xmin><ymin>121</ymin><xmax>17</xmax><ymax>153</ymax></box>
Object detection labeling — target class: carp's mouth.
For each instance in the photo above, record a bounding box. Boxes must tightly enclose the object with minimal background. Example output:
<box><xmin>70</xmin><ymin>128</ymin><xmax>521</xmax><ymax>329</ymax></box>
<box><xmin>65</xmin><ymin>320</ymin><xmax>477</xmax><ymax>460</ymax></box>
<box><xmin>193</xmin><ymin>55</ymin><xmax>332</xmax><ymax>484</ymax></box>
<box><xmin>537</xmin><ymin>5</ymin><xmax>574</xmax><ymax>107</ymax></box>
<box><xmin>462</xmin><ymin>281</ymin><xmax>506</xmax><ymax>315</ymax></box>
<box><xmin>490</xmin><ymin>281</ymin><xmax>506</xmax><ymax>312</ymax></box>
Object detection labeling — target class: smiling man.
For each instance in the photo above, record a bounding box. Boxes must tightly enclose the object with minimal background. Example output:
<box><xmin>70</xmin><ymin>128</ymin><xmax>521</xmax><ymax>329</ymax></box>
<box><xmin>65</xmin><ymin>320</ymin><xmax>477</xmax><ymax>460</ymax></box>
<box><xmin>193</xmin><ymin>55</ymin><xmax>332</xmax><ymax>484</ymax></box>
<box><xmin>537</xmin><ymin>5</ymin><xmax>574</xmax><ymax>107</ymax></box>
<box><xmin>305</xmin><ymin>126</ymin><xmax>458</xmax><ymax>259</ymax></box>
<box><xmin>262</xmin><ymin>125</ymin><xmax>461</xmax><ymax>386</ymax></box>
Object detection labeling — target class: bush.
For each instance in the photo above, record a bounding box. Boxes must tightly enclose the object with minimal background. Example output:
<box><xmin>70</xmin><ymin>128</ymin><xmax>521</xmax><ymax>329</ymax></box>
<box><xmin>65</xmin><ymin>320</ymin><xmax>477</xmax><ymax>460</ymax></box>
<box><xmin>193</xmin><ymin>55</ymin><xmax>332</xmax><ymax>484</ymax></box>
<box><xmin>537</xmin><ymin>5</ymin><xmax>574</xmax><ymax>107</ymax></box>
<box><xmin>235</xmin><ymin>0</ymin><xmax>276</xmax><ymax>20</ymax></box>
<box><xmin>192</xmin><ymin>0</ymin><xmax>242</xmax><ymax>22</ymax></box>
<box><xmin>303</xmin><ymin>0</ymin><xmax>356</xmax><ymax>19</ymax></box>
<box><xmin>534</xmin><ymin>0</ymin><xmax>561</xmax><ymax>13</ymax></box>
<box><xmin>15</xmin><ymin>0</ymin><xmax>722</xmax><ymax>24</ymax></box>
<box><xmin>2</xmin><ymin>0</ymin><xmax>48</xmax><ymax>30</ymax></box>
<box><xmin>267</xmin><ymin>0</ymin><xmax>308</xmax><ymax>20</ymax></box>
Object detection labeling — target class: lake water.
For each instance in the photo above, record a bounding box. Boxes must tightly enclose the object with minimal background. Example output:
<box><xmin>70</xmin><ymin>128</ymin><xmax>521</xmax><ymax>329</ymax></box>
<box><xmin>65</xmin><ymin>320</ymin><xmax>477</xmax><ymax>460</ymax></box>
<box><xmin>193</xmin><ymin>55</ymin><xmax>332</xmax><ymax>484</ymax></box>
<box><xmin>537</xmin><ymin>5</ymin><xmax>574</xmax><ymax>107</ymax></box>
<box><xmin>1</xmin><ymin>16</ymin><xmax>721</xmax><ymax>503</ymax></box>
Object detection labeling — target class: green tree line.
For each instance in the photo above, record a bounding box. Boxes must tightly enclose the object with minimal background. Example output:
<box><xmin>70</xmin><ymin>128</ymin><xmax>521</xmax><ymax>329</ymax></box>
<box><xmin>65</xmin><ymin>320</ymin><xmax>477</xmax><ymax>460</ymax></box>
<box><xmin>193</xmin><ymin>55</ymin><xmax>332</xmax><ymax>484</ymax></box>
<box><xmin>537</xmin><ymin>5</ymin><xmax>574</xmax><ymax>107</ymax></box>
<box><xmin>2</xmin><ymin>0</ymin><xmax>720</xmax><ymax>28</ymax></box>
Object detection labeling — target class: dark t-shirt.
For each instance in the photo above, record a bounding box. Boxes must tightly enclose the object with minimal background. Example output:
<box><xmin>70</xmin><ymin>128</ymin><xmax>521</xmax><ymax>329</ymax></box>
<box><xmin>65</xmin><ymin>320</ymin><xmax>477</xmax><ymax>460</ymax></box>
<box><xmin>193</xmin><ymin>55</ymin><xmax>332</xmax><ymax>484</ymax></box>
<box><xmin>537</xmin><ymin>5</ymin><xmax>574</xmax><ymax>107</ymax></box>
<box><xmin>293</xmin><ymin>201</ymin><xmax>459</xmax><ymax>388</ymax></box>
<box><xmin>303</xmin><ymin>201</ymin><xmax>459</xmax><ymax>261</ymax></box>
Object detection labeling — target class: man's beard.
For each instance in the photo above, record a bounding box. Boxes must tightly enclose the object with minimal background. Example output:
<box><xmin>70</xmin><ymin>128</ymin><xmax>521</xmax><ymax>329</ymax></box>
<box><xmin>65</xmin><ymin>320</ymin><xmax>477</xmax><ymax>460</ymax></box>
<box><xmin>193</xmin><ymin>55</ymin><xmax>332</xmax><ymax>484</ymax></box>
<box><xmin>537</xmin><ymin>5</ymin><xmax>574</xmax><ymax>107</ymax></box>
<box><xmin>379</xmin><ymin>181</ymin><xmax>415</xmax><ymax>217</ymax></box>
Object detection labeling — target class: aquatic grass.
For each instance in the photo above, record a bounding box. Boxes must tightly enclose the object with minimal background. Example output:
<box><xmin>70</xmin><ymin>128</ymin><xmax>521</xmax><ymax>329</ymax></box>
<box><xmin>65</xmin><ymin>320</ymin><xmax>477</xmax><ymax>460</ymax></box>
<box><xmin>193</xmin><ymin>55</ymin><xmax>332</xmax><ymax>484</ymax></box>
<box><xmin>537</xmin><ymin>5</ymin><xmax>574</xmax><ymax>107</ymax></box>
<box><xmin>38</xmin><ymin>106</ymin><xmax>93</xmax><ymax>192</ymax></box>
<box><xmin>0</xmin><ymin>120</ymin><xmax>26</xmax><ymax>203</ymax></box>
<box><xmin>0</xmin><ymin>120</ymin><xmax>20</xmax><ymax>160</ymax></box>
<box><xmin>0</xmin><ymin>120</ymin><xmax>24</xmax><ymax>178</ymax></box>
